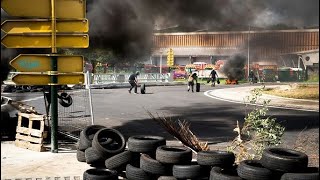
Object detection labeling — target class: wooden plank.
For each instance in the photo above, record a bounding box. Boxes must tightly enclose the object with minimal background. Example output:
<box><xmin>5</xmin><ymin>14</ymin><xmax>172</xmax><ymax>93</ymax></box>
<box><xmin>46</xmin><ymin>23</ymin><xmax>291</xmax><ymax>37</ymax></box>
<box><xmin>16</xmin><ymin>127</ymin><xmax>44</xmax><ymax>137</ymax></box>
<box><xmin>15</xmin><ymin>133</ymin><xmax>43</xmax><ymax>144</ymax></box>
<box><xmin>18</xmin><ymin>112</ymin><xmax>45</xmax><ymax>120</ymax></box>
<box><xmin>14</xmin><ymin>140</ymin><xmax>45</xmax><ymax>152</ymax></box>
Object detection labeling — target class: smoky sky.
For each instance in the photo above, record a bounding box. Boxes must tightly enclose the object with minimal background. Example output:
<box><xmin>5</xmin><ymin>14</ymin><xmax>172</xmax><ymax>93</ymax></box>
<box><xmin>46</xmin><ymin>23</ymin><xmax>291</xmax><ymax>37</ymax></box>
<box><xmin>86</xmin><ymin>0</ymin><xmax>318</xmax><ymax>58</ymax></box>
<box><xmin>1</xmin><ymin>0</ymin><xmax>319</xmax><ymax>61</ymax></box>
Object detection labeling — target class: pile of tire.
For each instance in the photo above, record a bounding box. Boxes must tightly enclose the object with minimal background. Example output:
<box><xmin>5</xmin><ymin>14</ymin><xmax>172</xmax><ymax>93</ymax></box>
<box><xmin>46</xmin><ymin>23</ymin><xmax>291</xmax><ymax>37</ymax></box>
<box><xmin>210</xmin><ymin>147</ymin><xmax>319</xmax><ymax>180</ymax></box>
<box><xmin>77</xmin><ymin>125</ymin><xmax>319</xmax><ymax>180</ymax></box>
<box><xmin>77</xmin><ymin>125</ymin><xmax>126</xmax><ymax>180</ymax></box>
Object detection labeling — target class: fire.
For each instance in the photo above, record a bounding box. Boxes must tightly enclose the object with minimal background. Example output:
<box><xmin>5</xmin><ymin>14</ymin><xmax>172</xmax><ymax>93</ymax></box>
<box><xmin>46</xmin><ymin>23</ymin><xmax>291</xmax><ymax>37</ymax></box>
<box><xmin>226</xmin><ymin>79</ymin><xmax>238</xmax><ymax>85</ymax></box>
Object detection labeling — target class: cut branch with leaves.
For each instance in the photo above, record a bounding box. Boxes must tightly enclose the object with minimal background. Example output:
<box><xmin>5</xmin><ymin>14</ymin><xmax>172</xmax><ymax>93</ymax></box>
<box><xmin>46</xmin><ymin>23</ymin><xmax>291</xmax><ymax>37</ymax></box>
<box><xmin>228</xmin><ymin>86</ymin><xmax>285</xmax><ymax>163</ymax></box>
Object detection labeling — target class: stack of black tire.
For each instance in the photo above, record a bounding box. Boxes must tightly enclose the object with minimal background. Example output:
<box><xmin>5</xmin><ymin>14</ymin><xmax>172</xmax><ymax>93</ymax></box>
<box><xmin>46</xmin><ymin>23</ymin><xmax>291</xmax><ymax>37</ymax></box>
<box><xmin>77</xmin><ymin>125</ymin><xmax>319</xmax><ymax>180</ymax></box>
<box><xmin>77</xmin><ymin>125</ymin><xmax>126</xmax><ymax>180</ymax></box>
<box><xmin>210</xmin><ymin>147</ymin><xmax>319</xmax><ymax>180</ymax></box>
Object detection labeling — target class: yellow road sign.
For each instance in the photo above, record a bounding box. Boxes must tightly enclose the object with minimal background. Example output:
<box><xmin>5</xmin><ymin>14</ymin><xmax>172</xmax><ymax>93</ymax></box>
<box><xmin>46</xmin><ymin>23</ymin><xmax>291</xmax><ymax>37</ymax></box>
<box><xmin>10</xmin><ymin>54</ymin><xmax>84</xmax><ymax>72</ymax></box>
<box><xmin>1</xmin><ymin>34</ymin><xmax>89</xmax><ymax>48</ymax></box>
<box><xmin>12</xmin><ymin>73</ymin><xmax>85</xmax><ymax>85</ymax></box>
<box><xmin>1</xmin><ymin>19</ymin><xmax>89</xmax><ymax>34</ymax></box>
<box><xmin>2</xmin><ymin>0</ymin><xmax>86</xmax><ymax>18</ymax></box>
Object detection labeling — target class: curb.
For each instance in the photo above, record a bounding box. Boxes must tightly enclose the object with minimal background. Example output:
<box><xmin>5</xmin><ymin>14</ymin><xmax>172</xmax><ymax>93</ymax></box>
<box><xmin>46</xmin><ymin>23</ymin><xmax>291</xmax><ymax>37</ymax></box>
<box><xmin>2</xmin><ymin>176</ymin><xmax>81</xmax><ymax>180</ymax></box>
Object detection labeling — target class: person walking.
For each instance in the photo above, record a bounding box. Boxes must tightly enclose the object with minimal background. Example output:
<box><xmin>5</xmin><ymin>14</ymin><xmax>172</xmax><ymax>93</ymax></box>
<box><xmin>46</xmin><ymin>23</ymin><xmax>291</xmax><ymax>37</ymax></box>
<box><xmin>187</xmin><ymin>72</ymin><xmax>198</xmax><ymax>92</ymax></box>
<box><xmin>128</xmin><ymin>71</ymin><xmax>140</xmax><ymax>94</ymax></box>
<box><xmin>249</xmin><ymin>70</ymin><xmax>255</xmax><ymax>84</ymax></box>
<box><xmin>209</xmin><ymin>69</ymin><xmax>218</xmax><ymax>87</ymax></box>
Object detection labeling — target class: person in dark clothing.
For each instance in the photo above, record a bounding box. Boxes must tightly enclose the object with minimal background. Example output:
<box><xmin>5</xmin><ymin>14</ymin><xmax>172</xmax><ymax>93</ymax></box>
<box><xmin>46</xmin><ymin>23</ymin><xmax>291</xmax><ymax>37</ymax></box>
<box><xmin>209</xmin><ymin>69</ymin><xmax>219</xmax><ymax>87</ymax></box>
<box><xmin>187</xmin><ymin>73</ymin><xmax>198</xmax><ymax>92</ymax></box>
<box><xmin>249</xmin><ymin>70</ymin><xmax>255</xmax><ymax>84</ymax></box>
<box><xmin>128</xmin><ymin>71</ymin><xmax>140</xmax><ymax>94</ymax></box>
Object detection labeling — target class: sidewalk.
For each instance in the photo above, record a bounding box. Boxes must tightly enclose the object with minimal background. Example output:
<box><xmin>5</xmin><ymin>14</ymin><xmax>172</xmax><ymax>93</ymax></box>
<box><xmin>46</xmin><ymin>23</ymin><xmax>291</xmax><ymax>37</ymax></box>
<box><xmin>1</xmin><ymin>140</ymin><xmax>229</xmax><ymax>180</ymax></box>
<box><xmin>1</xmin><ymin>84</ymin><xmax>318</xmax><ymax>179</ymax></box>
<box><xmin>205</xmin><ymin>84</ymin><xmax>319</xmax><ymax>112</ymax></box>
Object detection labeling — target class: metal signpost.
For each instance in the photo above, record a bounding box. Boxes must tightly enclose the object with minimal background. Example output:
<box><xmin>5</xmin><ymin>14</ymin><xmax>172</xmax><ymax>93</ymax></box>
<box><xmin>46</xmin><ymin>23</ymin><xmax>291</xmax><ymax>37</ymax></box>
<box><xmin>1</xmin><ymin>0</ymin><xmax>89</xmax><ymax>153</ymax></box>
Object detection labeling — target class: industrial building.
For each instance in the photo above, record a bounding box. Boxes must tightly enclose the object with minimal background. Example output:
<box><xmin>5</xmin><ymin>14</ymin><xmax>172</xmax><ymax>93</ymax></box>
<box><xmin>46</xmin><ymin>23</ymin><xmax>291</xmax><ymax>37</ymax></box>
<box><xmin>149</xmin><ymin>29</ymin><xmax>319</xmax><ymax>81</ymax></box>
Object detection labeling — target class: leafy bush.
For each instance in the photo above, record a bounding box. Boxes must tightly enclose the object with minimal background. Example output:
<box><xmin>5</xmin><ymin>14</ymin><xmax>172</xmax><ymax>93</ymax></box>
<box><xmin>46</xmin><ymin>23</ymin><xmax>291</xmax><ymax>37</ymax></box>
<box><xmin>228</xmin><ymin>86</ymin><xmax>285</xmax><ymax>163</ymax></box>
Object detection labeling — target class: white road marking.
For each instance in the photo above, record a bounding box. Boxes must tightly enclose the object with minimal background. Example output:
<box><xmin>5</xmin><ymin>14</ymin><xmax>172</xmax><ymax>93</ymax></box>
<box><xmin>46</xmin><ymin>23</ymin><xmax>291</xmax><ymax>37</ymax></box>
<box><xmin>204</xmin><ymin>90</ymin><xmax>319</xmax><ymax>112</ymax></box>
<box><xmin>20</xmin><ymin>96</ymin><xmax>44</xmax><ymax>102</ymax></box>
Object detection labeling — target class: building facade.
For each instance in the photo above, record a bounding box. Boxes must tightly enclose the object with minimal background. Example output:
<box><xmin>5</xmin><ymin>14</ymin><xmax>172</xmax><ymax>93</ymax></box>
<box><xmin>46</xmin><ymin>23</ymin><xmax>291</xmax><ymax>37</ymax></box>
<box><xmin>149</xmin><ymin>29</ymin><xmax>319</xmax><ymax>68</ymax></box>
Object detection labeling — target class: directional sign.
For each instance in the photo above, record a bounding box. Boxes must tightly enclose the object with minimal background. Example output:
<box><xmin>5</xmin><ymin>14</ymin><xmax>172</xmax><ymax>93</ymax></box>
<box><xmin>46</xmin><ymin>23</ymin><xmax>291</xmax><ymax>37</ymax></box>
<box><xmin>12</xmin><ymin>73</ymin><xmax>85</xmax><ymax>85</ymax></box>
<box><xmin>1</xmin><ymin>34</ymin><xmax>89</xmax><ymax>48</ymax></box>
<box><xmin>2</xmin><ymin>0</ymin><xmax>86</xmax><ymax>19</ymax></box>
<box><xmin>1</xmin><ymin>19</ymin><xmax>89</xmax><ymax>34</ymax></box>
<box><xmin>10</xmin><ymin>54</ymin><xmax>84</xmax><ymax>73</ymax></box>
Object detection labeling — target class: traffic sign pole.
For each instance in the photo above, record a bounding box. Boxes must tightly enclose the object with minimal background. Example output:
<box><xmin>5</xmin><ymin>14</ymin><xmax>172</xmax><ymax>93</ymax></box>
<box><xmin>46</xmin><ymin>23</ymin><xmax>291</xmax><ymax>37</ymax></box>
<box><xmin>50</xmin><ymin>0</ymin><xmax>58</xmax><ymax>153</ymax></box>
<box><xmin>50</xmin><ymin>56</ymin><xmax>58</xmax><ymax>153</ymax></box>
<box><xmin>2</xmin><ymin>0</ymin><xmax>88</xmax><ymax>153</ymax></box>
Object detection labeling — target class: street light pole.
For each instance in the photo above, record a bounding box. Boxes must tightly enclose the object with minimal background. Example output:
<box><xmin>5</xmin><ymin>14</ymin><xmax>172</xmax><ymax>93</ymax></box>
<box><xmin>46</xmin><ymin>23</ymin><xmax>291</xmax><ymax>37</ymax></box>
<box><xmin>247</xmin><ymin>25</ymin><xmax>250</xmax><ymax>81</ymax></box>
<box><xmin>160</xmin><ymin>51</ymin><xmax>163</xmax><ymax>74</ymax></box>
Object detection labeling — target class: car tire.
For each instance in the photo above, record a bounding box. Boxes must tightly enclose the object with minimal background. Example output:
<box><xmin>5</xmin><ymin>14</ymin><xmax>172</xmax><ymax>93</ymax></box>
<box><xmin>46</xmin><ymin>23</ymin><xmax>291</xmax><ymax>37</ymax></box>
<box><xmin>92</xmin><ymin>128</ymin><xmax>126</xmax><ymax>158</ymax></box>
<box><xmin>105</xmin><ymin>150</ymin><xmax>132</xmax><ymax>171</ymax></box>
<box><xmin>78</xmin><ymin>125</ymin><xmax>106</xmax><ymax>151</ymax></box>
<box><xmin>140</xmin><ymin>84</ymin><xmax>146</xmax><ymax>94</ymax></box>
<box><xmin>210</xmin><ymin>166</ymin><xmax>242</xmax><ymax>180</ymax></box>
<box><xmin>140</xmin><ymin>154</ymin><xmax>169</xmax><ymax>175</ymax></box>
<box><xmin>172</xmin><ymin>163</ymin><xmax>202</xmax><ymax>179</ymax></box>
<box><xmin>261</xmin><ymin>147</ymin><xmax>308</xmax><ymax>172</ymax></box>
<box><xmin>76</xmin><ymin>149</ymin><xmax>86</xmax><ymax>162</ymax></box>
<box><xmin>84</xmin><ymin>147</ymin><xmax>105</xmax><ymax>164</ymax></box>
<box><xmin>237</xmin><ymin>160</ymin><xmax>273</xmax><ymax>180</ymax></box>
<box><xmin>128</xmin><ymin>135</ymin><xmax>166</xmax><ymax>153</ymax></box>
<box><xmin>158</xmin><ymin>176</ymin><xmax>177</xmax><ymax>180</ymax></box>
<box><xmin>58</xmin><ymin>92</ymin><xmax>73</xmax><ymax>107</ymax></box>
<box><xmin>280</xmin><ymin>167</ymin><xmax>319</xmax><ymax>180</ymax></box>
<box><xmin>126</xmin><ymin>164</ymin><xmax>152</xmax><ymax>180</ymax></box>
<box><xmin>156</xmin><ymin>145</ymin><xmax>192</xmax><ymax>164</ymax></box>
<box><xmin>197</xmin><ymin>150</ymin><xmax>235</xmax><ymax>167</ymax></box>
<box><xmin>83</xmin><ymin>168</ymin><xmax>118</xmax><ymax>180</ymax></box>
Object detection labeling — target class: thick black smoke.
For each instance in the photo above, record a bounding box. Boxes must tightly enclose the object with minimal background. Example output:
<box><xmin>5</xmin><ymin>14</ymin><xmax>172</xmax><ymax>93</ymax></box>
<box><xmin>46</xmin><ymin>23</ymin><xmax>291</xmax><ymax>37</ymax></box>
<box><xmin>86</xmin><ymin>0</ymin><xmax>318</xmax><ymax>59</ymax></box>
<box><xmin>222</xmin><ymin>54</ymin><xmax>247</xmax><ymax>80</ymax></box>
<box><xmin>1</xmin><ymin>0</ymin><xmax>318</xmax><ymax>63</ymax></box>
<box><xmin>87</xmin><ymin>0</ymin><xmax>154</xmax><ymax>59</ymax></box>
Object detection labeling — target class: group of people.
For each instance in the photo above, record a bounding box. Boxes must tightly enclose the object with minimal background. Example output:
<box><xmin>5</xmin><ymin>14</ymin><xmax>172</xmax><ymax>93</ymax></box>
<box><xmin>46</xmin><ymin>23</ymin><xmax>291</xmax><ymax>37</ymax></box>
<box><xmin>128</xmin><ymin>69</ymin><xmax>219</xmax><ymax>94</ymax></box>
<box><xmin>186</xmin><ymin>69</ymin><xmax>219</xmax><ymax>92</ymax></box>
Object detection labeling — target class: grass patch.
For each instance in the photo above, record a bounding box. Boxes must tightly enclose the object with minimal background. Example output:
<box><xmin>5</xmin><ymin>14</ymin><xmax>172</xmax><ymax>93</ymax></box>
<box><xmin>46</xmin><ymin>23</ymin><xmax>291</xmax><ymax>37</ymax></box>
<box><xmin>306</xmin><ymin>75</ymin><xmax>319</xmax><ymax>82</ymax></box>
<box><xmin>263</xmin><ymin>84</ymin><xmax>319</xmax><ymax>100</ymax></box>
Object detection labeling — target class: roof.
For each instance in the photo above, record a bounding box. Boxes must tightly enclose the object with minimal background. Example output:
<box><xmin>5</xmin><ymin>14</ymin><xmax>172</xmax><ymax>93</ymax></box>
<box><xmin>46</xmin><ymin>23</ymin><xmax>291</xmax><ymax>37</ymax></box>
<box><xmin>152</xmin><ymin>47</ymin><xmax>243</xmax><ymax>56</ymax></box>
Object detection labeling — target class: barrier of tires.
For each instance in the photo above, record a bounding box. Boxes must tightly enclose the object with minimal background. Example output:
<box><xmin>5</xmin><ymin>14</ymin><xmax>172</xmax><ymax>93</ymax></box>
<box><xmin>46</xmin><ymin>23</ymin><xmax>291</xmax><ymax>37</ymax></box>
<box><xmin>77</xmin><ymin>125</ymin><xmax>318</xmax><ymax>180</ymax></box>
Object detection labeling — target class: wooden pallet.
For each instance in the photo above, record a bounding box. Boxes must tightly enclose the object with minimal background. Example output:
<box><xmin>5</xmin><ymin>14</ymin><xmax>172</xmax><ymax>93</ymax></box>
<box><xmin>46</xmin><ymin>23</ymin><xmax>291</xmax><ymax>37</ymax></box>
<box><xmin>14</xmin><ymin>113</ymin><xmax>47</xmax><ymax>152</ymax></box>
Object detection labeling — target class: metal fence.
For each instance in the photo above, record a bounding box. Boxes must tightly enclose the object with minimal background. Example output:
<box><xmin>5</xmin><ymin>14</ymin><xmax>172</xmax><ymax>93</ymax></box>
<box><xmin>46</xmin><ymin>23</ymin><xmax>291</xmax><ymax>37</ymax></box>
<box><xmin>57</xmin><ymin>89</ymin><xmax>92</xmax><ymax>140</ymax></box>
<box><xmin>91</xmin><ymin>73</ymin><xmax>173</xmax><ymax>84</ymax></box>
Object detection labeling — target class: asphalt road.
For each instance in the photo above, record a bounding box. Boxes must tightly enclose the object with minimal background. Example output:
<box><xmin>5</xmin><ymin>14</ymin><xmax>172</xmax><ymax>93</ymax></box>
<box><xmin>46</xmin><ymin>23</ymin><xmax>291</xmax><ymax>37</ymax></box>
<box><xmin>3</xmin><ymin>84</ymin><xmax>318</xmax><ymax>145</ymax></box>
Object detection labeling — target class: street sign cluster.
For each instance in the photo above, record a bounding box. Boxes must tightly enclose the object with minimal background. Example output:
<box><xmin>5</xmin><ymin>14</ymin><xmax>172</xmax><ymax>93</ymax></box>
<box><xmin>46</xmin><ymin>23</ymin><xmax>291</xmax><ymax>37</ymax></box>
<box><xmin>1</xmin><ymin>0</ymin><xmax>89</xmax><ymax>85</ymax></box>
<box><xmin>1</xmin><ymin>0</ymin><xmax>90</xmax><ymax>152</ymax></box>
<box><xmin>167</xmin><ymin>48</ymin><xmax>174</xmax><ymax>66</ymax></box>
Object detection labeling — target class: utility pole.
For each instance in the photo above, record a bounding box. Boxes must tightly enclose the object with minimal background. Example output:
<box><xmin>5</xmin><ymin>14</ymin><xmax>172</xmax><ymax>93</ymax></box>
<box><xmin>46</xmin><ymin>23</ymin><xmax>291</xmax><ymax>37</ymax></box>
<box><xmin>159</xmin><ymin>50</ymin><xmax>163</xmax><ymax>74</ymax></box>
<box><xmin>247</xmin><ymin>25</ymin><xmax>250</xmax><ymax>81</ymax></box>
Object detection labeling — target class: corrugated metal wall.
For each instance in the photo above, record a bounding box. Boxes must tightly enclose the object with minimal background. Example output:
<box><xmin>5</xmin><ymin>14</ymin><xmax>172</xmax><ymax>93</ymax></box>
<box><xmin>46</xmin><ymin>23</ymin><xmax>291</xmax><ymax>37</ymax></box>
<box><xmin>153</xmin><ymin>30</ymin><xmax>319</xmax><ymax>59</ymax></box>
